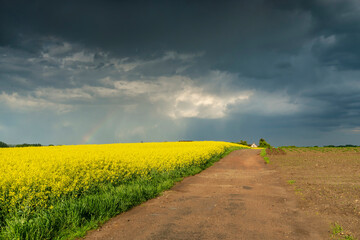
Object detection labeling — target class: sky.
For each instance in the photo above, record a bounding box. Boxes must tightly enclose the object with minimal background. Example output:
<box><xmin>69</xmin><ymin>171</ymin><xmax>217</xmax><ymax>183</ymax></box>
<box><xmin>1</xmin><ymin>0</ymin><xmax>360</xmax><ymax>146</ymax></box>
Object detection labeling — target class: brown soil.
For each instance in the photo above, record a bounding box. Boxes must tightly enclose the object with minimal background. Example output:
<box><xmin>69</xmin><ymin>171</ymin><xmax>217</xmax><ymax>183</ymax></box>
<box><xmin>266</xmin><ymin>148</ymin><xmax>286</xmax><ymax>155</ymax></box>
<box><xmin>269</xmin><ymin>147</ymin><xmax>360</xmax><ymax>239</ymax></box>
<box><xmin>84</xmin><ymin>149</ymin><xmax>329</xmax><ymax>240</ymax></box>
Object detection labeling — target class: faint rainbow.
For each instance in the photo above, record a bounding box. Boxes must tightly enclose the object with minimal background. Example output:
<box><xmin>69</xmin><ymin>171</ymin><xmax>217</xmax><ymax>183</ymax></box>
<box><xmin>81</xmin><ymin>110</ymin><xmax>116</xmax><ymax>145</ymax></box>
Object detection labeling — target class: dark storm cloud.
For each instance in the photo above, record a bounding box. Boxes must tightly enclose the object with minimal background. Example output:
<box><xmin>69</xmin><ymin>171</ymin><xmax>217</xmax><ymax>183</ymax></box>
<box><xmin>303</xmin><ymin>89</ymin><xmax>360</xmax><ymax>128</ymax></box>
<box><xmin>2</xmin><ymin>0</ymin><xmax>359</xmax><ymax>77</ymax></box>
<box><xmin>1</xmin><ymin>0</ymin><xmax>360</xmax><ymax>145</ymax></box>
<box><xmin>270</xmin><ymin>0</ymin><xmax>360</xmax><ymax>70</ymax></box>
<box><xmin>313</xmin><ymin>34</ymin><xmax>360</xmax><ymax>70</ymax></box>
<box><xmin>1</xmin><ymin>1</ymin><xmax>310</xmax><ymax>55</ymax></box>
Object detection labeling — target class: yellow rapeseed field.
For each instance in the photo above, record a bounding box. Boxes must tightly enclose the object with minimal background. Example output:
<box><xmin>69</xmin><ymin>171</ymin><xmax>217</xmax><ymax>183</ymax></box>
<box><xmin>0</xmin><ymin>141</ymin><xmax>243</xmax><ymax>213</ymax></box>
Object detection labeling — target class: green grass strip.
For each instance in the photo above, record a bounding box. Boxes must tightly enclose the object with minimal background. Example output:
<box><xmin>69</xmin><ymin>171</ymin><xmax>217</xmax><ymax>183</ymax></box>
<box><xmin>0</xmin><ymin>146</ymin><xmax>242</xmax><ymax>240</ymax></box>
<box><xmin>260</xmin><ymin>149</ymin><xmax>269</xmax><ymax>164</ymax></box>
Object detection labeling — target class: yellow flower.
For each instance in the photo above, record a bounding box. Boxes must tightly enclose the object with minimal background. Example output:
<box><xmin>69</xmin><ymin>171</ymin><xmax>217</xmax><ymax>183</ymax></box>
<box><xmin>0</xmin><ymin>141</ymin><xmax>240</xmax><ymax>211</ymax></box>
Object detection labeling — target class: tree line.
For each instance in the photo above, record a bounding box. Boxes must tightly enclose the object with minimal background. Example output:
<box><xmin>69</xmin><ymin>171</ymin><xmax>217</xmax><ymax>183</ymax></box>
<box><xmin>0</xmin><ymin>141</ymin><xmax>42</xmax><ymax>148</ymax></box>
<box><xmin>238</xmin><ymin>138</ymin><xmax>271</xmax><ymax>148</ymax></box>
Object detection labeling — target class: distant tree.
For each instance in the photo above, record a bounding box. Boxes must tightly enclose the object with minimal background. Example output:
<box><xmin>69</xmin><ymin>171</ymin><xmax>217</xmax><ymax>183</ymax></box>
<box><xmin>259</xmin><ymin>138</ymin><xmax>271</xmax><ymax>148</ymax></box>
<box><xmin>324</xmin><ymin>144</ymin><xmax>358</xmax><ymax>148</ymax></box>
<box><xmin>15</xmin><ymin>143</ymin><xmax>42</xmax><ymax>147</ymax></box>
<box><xmin>0</xmin><ymin>141</ymin><xmax>9</xmax><ymax>148</ymax></box>
<box><xmin>239</xmin><ymin>140</ymin><xmax>248</xmax><ymax>146</ymax></box>
<box><xmin>345</xmin><ymin>144</ymin><xmax>357</xmax><ymax>147</ymax></box>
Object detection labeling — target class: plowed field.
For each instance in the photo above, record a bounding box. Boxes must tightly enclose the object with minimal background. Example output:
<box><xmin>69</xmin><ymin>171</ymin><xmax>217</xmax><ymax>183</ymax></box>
<box><xmin>269</xmin><ymin>147</ymin><xmax>360</xmax><ymax>239</ymax></box>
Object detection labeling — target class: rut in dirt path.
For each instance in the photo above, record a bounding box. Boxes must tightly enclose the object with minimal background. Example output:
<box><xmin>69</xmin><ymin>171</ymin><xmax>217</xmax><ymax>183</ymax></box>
<box><xmin>84</xmin><ymin>149</ymin><xmax>329</xmax><ymax>240</ymax></box>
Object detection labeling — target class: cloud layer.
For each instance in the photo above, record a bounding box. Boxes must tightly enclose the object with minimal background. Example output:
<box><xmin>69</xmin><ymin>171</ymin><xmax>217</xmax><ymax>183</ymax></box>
<box><xmin>1</xmin><ymin>0</ymin><xmax>360</xmax><ymax>146</ymax></box>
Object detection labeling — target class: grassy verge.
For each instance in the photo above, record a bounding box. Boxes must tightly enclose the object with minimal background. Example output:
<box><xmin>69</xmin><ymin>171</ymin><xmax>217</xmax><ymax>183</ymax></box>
<box><xmin>0</xmin><ymin>146</ymin><xmax>242</xmax><ymax>240</ymax></box>
<box><xmin>260</xmin><ymin>149</ymin><xmax>269</xmax><ymax>164</ymax></box>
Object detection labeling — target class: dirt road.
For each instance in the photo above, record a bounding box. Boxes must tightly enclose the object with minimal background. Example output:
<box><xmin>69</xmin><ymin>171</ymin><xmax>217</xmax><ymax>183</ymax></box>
<box><xmin>85</xmin><ymin>149</ymin><xmax>329</xmax><ymax>240</ymax></box>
